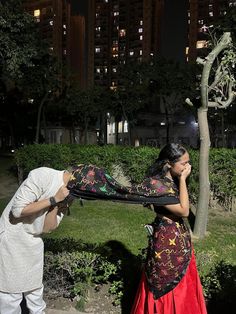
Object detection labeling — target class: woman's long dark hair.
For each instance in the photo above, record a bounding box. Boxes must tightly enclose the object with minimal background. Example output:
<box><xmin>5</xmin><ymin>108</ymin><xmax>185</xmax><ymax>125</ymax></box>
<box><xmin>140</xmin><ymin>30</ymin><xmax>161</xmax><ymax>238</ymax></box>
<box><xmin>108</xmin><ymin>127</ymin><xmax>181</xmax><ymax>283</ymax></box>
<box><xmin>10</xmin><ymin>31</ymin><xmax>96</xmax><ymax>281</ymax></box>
<box><xmin>147</xmin><ymin>143</ymin><xmax>187</xmax><ymax>177</ymax></box>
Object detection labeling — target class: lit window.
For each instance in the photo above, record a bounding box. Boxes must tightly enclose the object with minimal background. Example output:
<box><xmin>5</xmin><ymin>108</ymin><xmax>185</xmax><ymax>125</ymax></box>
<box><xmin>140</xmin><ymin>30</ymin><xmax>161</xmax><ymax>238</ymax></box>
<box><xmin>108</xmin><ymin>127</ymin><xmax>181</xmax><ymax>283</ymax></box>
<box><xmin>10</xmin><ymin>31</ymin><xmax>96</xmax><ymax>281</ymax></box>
<box><xmin>63</xmin><ymin>24</ymin><xmax>66</xmax><ymax>29</ymax></box>
<box><xmin>63</xmin><ymin>31</ymin><xmax>66</xmax><ymax>35</ymax></box>
<box><xmin>96</xmin><ymin>26</ymin><xmax>101</xmax><ymax>31</ymax></box>
<box><xmin>139</xmin><ymin>50</ymin><xmax>142</xmax><ymax>56</ymax></box>
<box><xmin>104</xmin><ymin>67</ymin><xmax>108</xmax><ymax>73</ymax></box>
<box><xmin>135</xmin><ymin>139</ymin><xmax>140</xmax><ymax>147</ymax></box>
<box><xmin>112</xmin><ymin>122</ymin><xmax>115</xmax><ymax>134</ymax></box>
<box><xmin>49</xmin><ymin>20</ymin><xmax>53</xmax><ymax>26</ymax></box>
<box><xmin>34</xmin><ymin>9</ymin><xmax>40</xmax><ymax>17</ymax></box>
<box><xmin>110</xmin><ymin>82</ymin><xmax>117</xmax><ymax>90</ymax></box>
<box><xmin>124</xmin><ymin>121</ymin><xmax>128</xmax><ymax>133</ymax></box>
<box><xmin>63</xmin><ymin>49</ymin><xmax>67</xmax><ymax>55</ymax></box>
<box><xmin>119</xmin><ymin>29</ymin><xmax>126</xmax><ymax>37</ymax></box>
<box><xmin>209</xmin><ymin>11</ymin><xmax>213</xmax><ymax>17</ymax></box>
<box><xmin>178</xmin><ymin>121</ymin><xmax>185</xmax><ymax>125</ymax></box>
<box><xmin>34</xmin><ymin>9</ymin><xmax>40</xmax><ymax>22</ymax></box>
<box><xmin>95</xmin><ymin>47</ymin><xmax>101</xmax><ymax>53</ymax></box>
<box><xmin>118</xmin><ymin>121</ymin><xmax>122</xmax><ymax>133</ymax></box>
<box><xmin>196</xmin><ymin>40</ymin><xmax>207</xmax><ymax>49</ymax></box>
<box><xmin>198</xmin><ymin>19</ymin><xmax>204</xmax><ymax>25</ymax></box>
<box><xmin>140</xmin><ymin>35</ymin><xmax>143</xmax><ymax>40</ymax></box>
<box><xmin>140</xmin><ymin>20</ymin><xmax>143</xmax><ymax>25</ymax></box>
<box><xmin>138</xmin><ymin>28</ymin><xmax>143</xmax><ymax>33</ymax></box>
<box><xmin>96</xmin><ymin>68</ymin><xmax>101</xmax><ymax>73</ymax></box>
<box><xmin>129</xmin><ymin>51</ymin><xmax>134</xmax><ymax>56</ymax></box>
<box><xmin>96</xmin><ymin>13</ymin><xmax>99</xmax><ymax>18</ymax></box>
<box><xmin>114</xmin><ymin>11</ymin><xmax>119</xmax><ymax>16</ymax></box>
<box><xmin>49</xmin><ymin>47</ymin><xmax>53</xmax><ymax>51</ymax></box>
<box><xmin>200</xmin><ymin>25</ymin><xmax>208</xmax><ymax>32</ymax></box>
<box><xmin>104</xmin><ymin>0</ymin><xmax>109</xmax><ymax>3</ymax></box>
<box><xmin>185</xmin><ymin>47</ymin><xmax>189</xmax><ymax>55</ymax></box>
<box><xmin>112</xmin><ymin>67</ymin><xmax>117</xmax><ymax>73</ymax></box>
<box><xmin>160</xmin><ymin>122</ymin><xmax>166</xmax><ymax>126</ymax></box>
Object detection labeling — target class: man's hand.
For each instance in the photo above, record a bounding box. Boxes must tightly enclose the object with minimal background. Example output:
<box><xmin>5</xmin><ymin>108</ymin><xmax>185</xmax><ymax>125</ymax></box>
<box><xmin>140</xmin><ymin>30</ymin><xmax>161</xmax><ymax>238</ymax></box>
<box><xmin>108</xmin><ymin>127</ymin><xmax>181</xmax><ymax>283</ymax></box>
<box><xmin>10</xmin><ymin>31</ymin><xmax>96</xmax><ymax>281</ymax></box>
<box><xmin>54</xmin><ymin>185</ymin><xmax>70</xmax><ymax>203</ymax></box>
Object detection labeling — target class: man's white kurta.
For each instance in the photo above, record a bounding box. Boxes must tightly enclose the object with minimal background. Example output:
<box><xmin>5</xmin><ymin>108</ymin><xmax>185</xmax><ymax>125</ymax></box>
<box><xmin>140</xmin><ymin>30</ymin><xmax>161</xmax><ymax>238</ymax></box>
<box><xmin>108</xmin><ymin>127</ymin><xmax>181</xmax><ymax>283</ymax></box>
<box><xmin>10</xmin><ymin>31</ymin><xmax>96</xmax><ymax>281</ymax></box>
<box><xmin>0</xmin><ymin>167</ymin><xmax>65</xmax><ymax>293</ymax></box>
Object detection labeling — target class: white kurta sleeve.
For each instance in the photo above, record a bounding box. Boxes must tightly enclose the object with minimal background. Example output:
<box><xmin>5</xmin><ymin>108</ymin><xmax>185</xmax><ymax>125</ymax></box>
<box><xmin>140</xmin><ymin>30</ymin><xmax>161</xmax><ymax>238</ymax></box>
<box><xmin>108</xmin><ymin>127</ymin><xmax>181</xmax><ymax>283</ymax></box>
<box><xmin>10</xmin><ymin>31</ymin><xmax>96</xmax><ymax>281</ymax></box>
<box><xmin>11</xmin><ymin>170</ymin><xmax>44</xmax><ymax>218</ymax></box>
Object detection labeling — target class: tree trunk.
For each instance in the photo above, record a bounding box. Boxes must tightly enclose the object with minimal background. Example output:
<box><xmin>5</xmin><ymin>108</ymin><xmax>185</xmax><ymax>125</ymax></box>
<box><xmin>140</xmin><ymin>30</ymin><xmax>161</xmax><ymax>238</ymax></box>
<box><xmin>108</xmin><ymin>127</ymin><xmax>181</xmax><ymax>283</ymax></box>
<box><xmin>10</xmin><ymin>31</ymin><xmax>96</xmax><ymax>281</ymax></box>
<box><xmin>42</xmin><ymin>108</ymin><xmax>47</xmax><ymax>143</ymax></box>
<box><xmin>193</xmin><ymin>32</ymin><xmax>232</xmax><ymax>238</ymax></box>
<box><xmin>103</xmin><ymin>112</ymin><xmax>107</xmax><ymax>144</ymax></box>
<box><xmin>128</xmin><ymin>122</ymin><xmax>132</xmax><ymax>145</ymax></box>
<box><xmin>193</xmin><ymin>107</ymin><xmax>210</xmax><ymax>238</ymax></box>
<box><xmin>84</xmin><ymin>118</ymin><xmax>88</xmax><ymax>144</ymax></box>
<box><xmin>221</xmin><ymin>112</ymin><xmax>226</xmax><ymax>147</ymax></box>
<box><xmin>35</xmin><ymin>92</ymin><xmax>49</xmax><ymax>144</ymax></box>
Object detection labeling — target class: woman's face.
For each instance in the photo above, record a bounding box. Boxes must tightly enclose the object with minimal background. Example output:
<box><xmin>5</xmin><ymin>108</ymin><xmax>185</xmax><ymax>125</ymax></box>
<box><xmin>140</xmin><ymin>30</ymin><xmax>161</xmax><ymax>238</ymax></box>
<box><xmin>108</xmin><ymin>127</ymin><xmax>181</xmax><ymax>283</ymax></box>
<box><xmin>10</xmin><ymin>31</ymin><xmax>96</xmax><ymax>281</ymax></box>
<box><xmin>169</xmin><ymin>152</ymin><xmax>190</xmax><ymax>177</ymax></box>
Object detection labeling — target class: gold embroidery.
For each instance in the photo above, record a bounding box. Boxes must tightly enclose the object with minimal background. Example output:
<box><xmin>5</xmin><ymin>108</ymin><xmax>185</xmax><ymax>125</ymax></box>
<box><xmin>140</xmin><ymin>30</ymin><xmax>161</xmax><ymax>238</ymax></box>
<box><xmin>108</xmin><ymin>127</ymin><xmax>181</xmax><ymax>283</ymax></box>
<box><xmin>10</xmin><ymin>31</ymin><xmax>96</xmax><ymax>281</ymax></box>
<box><xmin>169</xmin><ymin>238</ymin><xmax>176</xmax><ymax>246</ymax></box>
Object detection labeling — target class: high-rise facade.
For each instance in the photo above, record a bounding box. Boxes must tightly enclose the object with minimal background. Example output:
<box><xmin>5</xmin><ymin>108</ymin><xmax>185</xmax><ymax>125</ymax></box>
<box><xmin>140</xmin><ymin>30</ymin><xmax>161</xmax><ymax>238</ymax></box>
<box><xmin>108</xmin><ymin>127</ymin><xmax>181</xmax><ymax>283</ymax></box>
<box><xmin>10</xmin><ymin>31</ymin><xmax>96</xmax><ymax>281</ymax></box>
<box><xmin>20</xmin><ymin>0</ymin><xmax>235</xmax><ymax>147</ymax></box>
<box><xmin>23</xmin><ymin>0</ymin><xmax>71</xmax><ymax>61</ymax></box>
<box><xmin>22</xmin><ymin>0</ymin><xmax>236</xmax><ymax>88</ymax></box>
<box><xmin>87</xmin><ymin>0</ymin><xmax>188</xmax><ymax>89</ymax></box>
<box><xmin>187</xmin><ymin>0</ymin><xmax>236</xmax><ymax>62</ymax></box>
<box><xmin>23</xmin><ymin>0</ymin><xmax>86</xmax><ymax>87</ymax></box>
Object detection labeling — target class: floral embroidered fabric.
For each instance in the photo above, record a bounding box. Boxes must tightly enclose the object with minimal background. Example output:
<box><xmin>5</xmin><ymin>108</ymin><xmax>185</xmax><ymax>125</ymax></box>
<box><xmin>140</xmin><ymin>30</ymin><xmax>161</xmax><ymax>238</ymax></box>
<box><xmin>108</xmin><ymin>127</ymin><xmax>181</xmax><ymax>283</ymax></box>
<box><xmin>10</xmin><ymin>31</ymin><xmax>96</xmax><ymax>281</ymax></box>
<box><xmin>67</xmin><ymin>164</ymin><xmax>179</xmax><ymax>205</ymax></box>
<box><xmin>145</xmin><ymin>215</ymin><xmax>192</xmax><ymax>299</ymax></box>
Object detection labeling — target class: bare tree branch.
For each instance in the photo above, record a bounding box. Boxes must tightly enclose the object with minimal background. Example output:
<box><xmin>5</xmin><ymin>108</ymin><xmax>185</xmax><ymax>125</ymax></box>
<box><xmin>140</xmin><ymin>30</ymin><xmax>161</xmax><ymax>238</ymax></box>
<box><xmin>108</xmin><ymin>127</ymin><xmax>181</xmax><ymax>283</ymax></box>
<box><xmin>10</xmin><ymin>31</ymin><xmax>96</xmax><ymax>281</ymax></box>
<box><xmin>196</xmin><ymin>57</ymin><xmax>206</xmax><ymax>65</ymax></box>
<box><xmin>185</xmin><ymin>98</ymin><xmax>194</xmax><ymax>106</ymax></box>
<box><xmin>209</xmin><ymin>65</ymin><xmax>224</xmax><ymax>91</ymax></box>
<box><xmin>200</xmin><ymin>32</ymin><xmax>232</xmax><ymax>109</ymax></box>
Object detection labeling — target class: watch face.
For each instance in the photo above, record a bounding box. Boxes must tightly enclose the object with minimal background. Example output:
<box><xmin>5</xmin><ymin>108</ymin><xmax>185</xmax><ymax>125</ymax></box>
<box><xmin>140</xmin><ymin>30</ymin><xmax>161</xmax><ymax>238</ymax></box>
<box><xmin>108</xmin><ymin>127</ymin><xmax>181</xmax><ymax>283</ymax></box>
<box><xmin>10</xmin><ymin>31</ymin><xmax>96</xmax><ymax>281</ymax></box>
<box><xmin>50</xmin><ymin>197</ymin><xmax>56</xmax><ymax>206</ymax></box>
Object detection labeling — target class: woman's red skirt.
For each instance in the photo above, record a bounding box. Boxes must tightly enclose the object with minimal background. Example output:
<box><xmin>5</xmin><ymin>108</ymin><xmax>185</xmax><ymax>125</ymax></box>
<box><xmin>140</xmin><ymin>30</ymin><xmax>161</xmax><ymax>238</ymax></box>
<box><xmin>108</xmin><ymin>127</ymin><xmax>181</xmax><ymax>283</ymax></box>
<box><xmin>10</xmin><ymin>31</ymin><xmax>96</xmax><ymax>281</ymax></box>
<box><xmin>131</xmin><ymin>253</ymin><xmax>207</xmax><ymax>314</ymax></box>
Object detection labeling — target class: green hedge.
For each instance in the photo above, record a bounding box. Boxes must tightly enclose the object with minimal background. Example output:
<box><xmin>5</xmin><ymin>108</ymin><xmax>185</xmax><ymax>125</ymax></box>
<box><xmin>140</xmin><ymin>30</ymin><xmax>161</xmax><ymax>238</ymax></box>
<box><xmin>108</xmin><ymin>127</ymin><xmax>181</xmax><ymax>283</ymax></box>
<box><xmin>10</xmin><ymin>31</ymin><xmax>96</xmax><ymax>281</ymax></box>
<box><xmin>14</xmin><ymin>144</ymin><xmax>236</xmax><ymax>208</ymax></box>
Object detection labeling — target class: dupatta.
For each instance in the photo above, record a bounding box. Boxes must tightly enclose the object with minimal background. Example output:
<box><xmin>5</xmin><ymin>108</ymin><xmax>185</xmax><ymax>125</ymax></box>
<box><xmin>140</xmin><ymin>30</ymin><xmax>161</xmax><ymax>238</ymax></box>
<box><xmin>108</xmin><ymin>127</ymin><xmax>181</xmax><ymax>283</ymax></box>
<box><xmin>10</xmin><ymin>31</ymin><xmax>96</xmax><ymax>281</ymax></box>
<box><xmin>67</xmin><ymin>164</ymin><xmax>179</xmax><ymax>205</ymax></box>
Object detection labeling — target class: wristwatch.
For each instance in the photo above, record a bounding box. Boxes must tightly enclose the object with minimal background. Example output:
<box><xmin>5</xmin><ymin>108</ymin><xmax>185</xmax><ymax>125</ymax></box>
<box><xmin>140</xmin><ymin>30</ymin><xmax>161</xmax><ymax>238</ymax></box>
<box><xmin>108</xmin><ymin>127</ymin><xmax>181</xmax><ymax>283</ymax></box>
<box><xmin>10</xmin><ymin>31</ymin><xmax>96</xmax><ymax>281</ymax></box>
<box><xmin>49</xmin><ymin>196</ymin><xmax>57</xmax><ymax>207</ymax></box>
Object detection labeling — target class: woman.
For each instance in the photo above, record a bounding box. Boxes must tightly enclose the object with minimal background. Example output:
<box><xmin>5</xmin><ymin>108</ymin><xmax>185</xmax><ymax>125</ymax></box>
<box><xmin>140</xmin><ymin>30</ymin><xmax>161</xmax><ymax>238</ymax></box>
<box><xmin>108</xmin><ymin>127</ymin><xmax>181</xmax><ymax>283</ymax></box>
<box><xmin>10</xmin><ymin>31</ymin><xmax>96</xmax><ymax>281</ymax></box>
<box><xmin>0</xmin><ymin>167</ymin><xmax>73</xmax><ymax>314</ymax></box>
<box><xmin>131</xmin><ymin>143</ymin><xmax>207</xmax><ymax>314</ymax></box>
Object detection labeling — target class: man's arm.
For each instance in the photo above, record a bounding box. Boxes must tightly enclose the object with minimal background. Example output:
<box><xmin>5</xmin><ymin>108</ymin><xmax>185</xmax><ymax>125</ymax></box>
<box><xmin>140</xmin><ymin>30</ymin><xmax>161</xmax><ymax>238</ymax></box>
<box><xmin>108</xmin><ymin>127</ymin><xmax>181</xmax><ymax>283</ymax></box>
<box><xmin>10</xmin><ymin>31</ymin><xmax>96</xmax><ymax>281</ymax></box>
<box><xmin>20</xmin><ymin>185</ymin><xmax>69</xmax><ymax>218</ymax></box>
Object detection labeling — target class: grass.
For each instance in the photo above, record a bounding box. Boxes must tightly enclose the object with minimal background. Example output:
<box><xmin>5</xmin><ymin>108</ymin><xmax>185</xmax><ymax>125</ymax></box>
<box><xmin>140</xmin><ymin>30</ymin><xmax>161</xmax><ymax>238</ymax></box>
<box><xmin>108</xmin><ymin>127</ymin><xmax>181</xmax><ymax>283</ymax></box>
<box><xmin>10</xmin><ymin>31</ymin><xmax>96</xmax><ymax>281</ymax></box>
<box><xmin>43</xmin><ymin>200</ymin><xmax>156</xmax><ymax>255</ymax></box>
<box><xmin>193</xmin><ymin>209</ymin><xmax>236</xmax><ymax>271</ymax></box>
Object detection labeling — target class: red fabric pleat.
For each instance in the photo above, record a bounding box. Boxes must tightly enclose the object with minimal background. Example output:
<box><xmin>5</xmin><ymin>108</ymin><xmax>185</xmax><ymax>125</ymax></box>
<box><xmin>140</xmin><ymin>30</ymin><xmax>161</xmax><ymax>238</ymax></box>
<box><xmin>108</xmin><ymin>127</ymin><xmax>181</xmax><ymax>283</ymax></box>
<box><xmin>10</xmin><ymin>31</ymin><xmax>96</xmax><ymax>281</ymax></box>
<box><xmin>131</xmin><ymin>253</ymin><xmax>207</xmax><ymax>314</ymax></box>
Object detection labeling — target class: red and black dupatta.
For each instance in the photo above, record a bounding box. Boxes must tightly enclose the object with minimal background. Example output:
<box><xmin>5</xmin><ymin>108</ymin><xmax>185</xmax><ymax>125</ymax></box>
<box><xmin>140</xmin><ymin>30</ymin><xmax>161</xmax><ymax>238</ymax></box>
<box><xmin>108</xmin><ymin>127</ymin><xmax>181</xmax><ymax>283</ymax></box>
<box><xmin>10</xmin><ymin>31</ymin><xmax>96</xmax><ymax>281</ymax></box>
<box><xmin>67</xmin><ymin>164</ymin><xmax>179</xmax><ymax>206</ymax></box>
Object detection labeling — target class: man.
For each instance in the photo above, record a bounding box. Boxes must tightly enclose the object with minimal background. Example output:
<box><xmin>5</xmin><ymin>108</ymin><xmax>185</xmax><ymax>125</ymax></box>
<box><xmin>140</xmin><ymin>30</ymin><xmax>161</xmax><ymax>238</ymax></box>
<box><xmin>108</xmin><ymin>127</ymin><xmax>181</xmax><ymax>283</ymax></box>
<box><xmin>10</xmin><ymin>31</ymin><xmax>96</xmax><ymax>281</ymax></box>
<box><xmin>0</xmin><ymin>167</ymin><xmax>72</xmax><ymax>314</ymax></box>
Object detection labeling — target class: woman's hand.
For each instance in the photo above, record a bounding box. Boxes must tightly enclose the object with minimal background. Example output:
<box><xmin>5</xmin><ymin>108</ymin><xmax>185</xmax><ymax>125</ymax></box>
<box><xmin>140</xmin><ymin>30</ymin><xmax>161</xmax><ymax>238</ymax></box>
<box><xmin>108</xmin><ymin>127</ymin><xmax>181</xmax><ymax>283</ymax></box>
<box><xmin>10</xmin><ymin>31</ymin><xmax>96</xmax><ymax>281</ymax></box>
<box><xmin>180</xmin><ymin>164</ymin><xmax>191</xmax><ymax>180</ymax></box>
